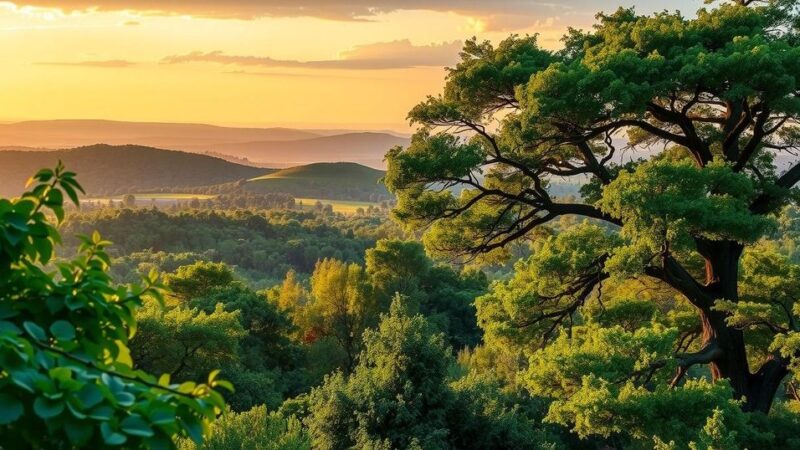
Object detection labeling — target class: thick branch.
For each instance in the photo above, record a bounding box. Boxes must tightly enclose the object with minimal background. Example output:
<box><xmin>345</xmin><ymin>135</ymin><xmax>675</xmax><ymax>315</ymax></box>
<box><xmin>749</xmin><ymin>162</ymin><xmax>800</xmax><ymax>214</ymax></box>
<box><xmin>644</xmin><ymin>255</ymin><xmax>713</xmax><ymax>310</ymax></box>
<box><xmin>734</xmin><ymin>107</ymin><xmax>771</xmax><ymax>171</ymax></box>
<box><xmin>670</xmin><ymin>341</ymin><xmax>724</xmax><ymax>387</ymax></box>
<box><xmin>647</xmin><ymin>102</ymin><xmax>713</xmax><ymax>165</ymax></box>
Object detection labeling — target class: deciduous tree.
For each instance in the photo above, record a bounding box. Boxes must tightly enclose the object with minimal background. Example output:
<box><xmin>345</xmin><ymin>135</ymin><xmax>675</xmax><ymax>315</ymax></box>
<box><xmin>385</xmin><ymin>0</ymin><xmax>800</xmax><ymax>414</ymax></box>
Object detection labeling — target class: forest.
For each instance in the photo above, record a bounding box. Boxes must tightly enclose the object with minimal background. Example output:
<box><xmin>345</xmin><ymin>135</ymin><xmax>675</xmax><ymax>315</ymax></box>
<box><xmin>2</xmin><ymin>0</ymin><xmax>800</xmax><ymax>448</ymax></box>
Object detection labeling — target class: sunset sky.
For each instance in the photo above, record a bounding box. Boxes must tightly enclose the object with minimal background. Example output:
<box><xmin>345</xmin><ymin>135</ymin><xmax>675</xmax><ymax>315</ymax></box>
<box><xmin>0</xmin><ymin>0</ymin><xmax>703</xmax><ymax>131</ymax></box>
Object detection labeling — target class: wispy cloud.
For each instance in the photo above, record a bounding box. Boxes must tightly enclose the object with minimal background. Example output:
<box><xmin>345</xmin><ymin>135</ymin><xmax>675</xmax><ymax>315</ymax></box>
<box><xmin>34</xmin><ymin>59</ymin><xmax>137</xmax><ymax>68</ymax></box>
<box><xmin>223</xmin><ymin>70</ymin><xmax>364</xmax><ymax>79</ymax></box>
<box><xmin>8</xmin><ymin>1</ymin><xmax>586</xmax><ymax>31</ymax></box>
<box><xmin>162</xmin><ymin>40</ymin><xmax>462</xmax><ymax>70</ymax></box>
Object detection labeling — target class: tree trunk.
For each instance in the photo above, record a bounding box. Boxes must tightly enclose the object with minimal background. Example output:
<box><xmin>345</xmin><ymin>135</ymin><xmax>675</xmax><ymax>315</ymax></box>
<box><xmin>695</xmin><ymin>239</ymin><xmax>787</xmax><ymax>413</ymax></box>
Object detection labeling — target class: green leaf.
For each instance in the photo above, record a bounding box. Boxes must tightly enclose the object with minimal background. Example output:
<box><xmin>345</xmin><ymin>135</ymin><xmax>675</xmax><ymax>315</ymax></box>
<box><xmin>33</xmin><ymin>396</ymin><xmax>64</xmax><ymax>419</ymax></box>
<box><xmin>10</xmin><ymin>370</ymin><xmax>36</xmax><ymax>393</ymax></box>
<box><xmin>101</xmin><ymin>422</ymin><xmax>128</xmax><ymax>446</ymax></box>
<box><xmin>180</xmin><ymin>415</ymin><xmax>204</xmax><ymax>444</ymax></box>
<box><xmin>5</xmin><ymin>214</ymin><xmax>29</xmax><ymax>232</ymax></box>
<box><xmin>76</xmin><ymin>384</ymin><xmax>103</xmax><ymax>408</ymax></box>
<box><xmin>61</xmin><ymin>183</ymin><xmax>80</xmax><ymax>207</ymax></box>
<box><xmin>0</xmin><ymin>394</ymin><xmax>24</xmax><ymax>425</ymax></box>
<box><xmin>0</xmin><ymin>320</ymin><xmax>21</xmax><ymax>335</ymax></box>
<box><xmin>88</xmin><ymin>405</ymin><xmax>114</xmax><ymax>421</ymax></box>
<box><xmin>49</xmin><ymin>320</ymin><xmax>76</xmax><ymax>341</ymax></box>
<box><xmin>114</xmin><ymin>391</ymin><xmax>136</xmax><ymax>407</ymax></box>
<box><xmin>49</xmin><ymin>366</ymin><xmax>72</xmax><ymax>382</ymax></box>
<box><xmin>66</xmin><ymin>399</ymin><xmax>88</xmax><ymax>419</ymax></box>
<box><xmin>149</xmin><ymin>408</ymin><xmax>176</xmax><ymax>426</ymax></box>
<box><xmin>45</xmin><ymin>188</ymin><xmax>63</xmax><ymax>207</ymax></box>
<box><xmin>121</xmin><ymin>414</ymin><xmax>155</xmax><ymax>437</ymax></box>
<box><xmin>23</xmin><ymin>321</ymin><xmax>47</xmax><ymax>341</ymax></box>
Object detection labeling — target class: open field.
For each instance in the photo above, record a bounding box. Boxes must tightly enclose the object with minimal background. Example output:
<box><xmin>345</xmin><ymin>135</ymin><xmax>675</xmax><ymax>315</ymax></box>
<box><xmin>295</xmin><ymin>198</ymin><xmax>380</xmax><ymax>214</ymax></box>
<box><xmin>83</xmin><ymin>193</ymin><xmax>216</xmax><ymax>206</ymax></box>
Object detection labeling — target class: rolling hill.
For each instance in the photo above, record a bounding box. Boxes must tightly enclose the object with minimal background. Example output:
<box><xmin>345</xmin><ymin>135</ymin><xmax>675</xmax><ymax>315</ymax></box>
<box><xmin>0</xmin><ymin>144</ymin><xmax>270</xmax><ymax>197</ymax></box>
<box><xmin>184</xmin><ymin>132</ymin><xmax>409</xmax><ymax>168</ymax></box>
<box><xmin>245</xmin><ymin>162</ymin><xmax>390</xmax><ymax>201</ymax></box>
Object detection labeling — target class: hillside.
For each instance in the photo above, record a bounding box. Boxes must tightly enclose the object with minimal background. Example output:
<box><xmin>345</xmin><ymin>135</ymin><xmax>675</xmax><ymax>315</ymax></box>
<box><xmin>0</xmin><ymin>119</ymin><xmax>321</xmax><ymax>149</ymax></box>
<box><xmin>0</xmin><ymin>144</ymin><xmax>270</xmax><ymax>196</ymax></box>
<box><xmin>246</xmin><ymin>162</ymin><xmax>390</xmax><ymax>201</ymax></box>
<box><xmin>185</xmin><ymin>132</ymin><xmax>409</xmax><ymax>168</ymax></box>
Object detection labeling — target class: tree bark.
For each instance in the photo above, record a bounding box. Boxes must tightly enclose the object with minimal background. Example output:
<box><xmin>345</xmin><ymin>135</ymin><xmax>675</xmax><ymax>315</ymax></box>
<box><xmin>691</xmin><ymin>239</ymin><xmax>788</xmax><ymax>413</ymax></box>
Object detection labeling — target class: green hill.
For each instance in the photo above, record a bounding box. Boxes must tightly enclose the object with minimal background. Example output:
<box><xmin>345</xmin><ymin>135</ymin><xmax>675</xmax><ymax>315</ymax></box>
<box><xmin>0</xmin><ymin>144</ymin><xmax>270</xmax><ymax>196</ymax></box>
<box><xmin>246</xmin><ymin>162</ymin><xmax>390</xmax><ymax>201</ymax></box>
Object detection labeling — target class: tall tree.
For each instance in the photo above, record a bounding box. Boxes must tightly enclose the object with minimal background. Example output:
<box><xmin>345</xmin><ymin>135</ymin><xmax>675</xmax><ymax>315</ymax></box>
<box><xmin>306</xmin><ymin>259</ymin><xmax>376</xmax><ymax>371</ymax></box>
<box><xmin>385</xmin><ymin>0</ymin><xmax>800</xmax><ymax>413</ymax></box>
<box><xmin>306</xmin><ymin>298</ymin><xmax>555</xmax><ymax>450</ymax></box>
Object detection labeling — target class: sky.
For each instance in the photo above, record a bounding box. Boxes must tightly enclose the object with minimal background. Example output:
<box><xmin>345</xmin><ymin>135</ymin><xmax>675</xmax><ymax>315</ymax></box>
<box><xmin>0</xmin><ymin>0</ymin><xmax>704</xmax><ymax>131</ymax></box>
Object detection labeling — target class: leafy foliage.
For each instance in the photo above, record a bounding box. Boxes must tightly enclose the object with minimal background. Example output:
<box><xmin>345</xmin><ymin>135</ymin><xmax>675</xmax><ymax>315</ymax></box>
<box><xmin>306</xmin><ymin>298</ymin><xmax>557</xmax><ymax>450</ymax></box>
<box><xmin>177</xmin><ymin>405</ymin><xmax>310</xmax><ymax>450</ymax></box>
<box><xmin>63</xmin><ymin>207</ymin><xmax>401</xmax><ymax>287</ymax></box>
<box><xmin>0</xmin><ymin>163</ymin><xmax>227</xmax><ymax>448</ymax></box>
<box><xmin>385</xmin><ymin>0</ymin><xmax>800</xmax><ymax>429</ymax></box>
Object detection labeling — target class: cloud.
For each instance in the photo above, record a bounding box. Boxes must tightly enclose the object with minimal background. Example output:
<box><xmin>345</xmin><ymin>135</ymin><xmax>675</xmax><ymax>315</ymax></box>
<box><xmin>223</xmin><ymin>70</ymin><xmax>360</xmax><ymax>79</ymax></box>
<box><xmin>8</xmin><ymin>1</ymin><xmax>705</xmax><ymax>32</ymax></box>
<box><xmin>34</xmin><ymin>59</ymin><xmax>137</xmax><ymax>67</ymax></box>
<box><xmin>7</xmin><ymin>1</ymin><xmax>587</xmax><ymax>30</ymax></box>
<box><xmin>162</xmin><ymin>40</ymin><xmax>462</xmax><ymax>70</ymax></box>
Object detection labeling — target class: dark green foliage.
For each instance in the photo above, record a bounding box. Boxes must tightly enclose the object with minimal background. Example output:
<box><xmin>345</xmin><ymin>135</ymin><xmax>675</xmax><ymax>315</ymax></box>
<box><xmin>306</xmin><ymin>298</ymin><xmax>456</xmax><ymax>449</ymax></box>
<box><xmin>131</xmin><ymin>262</ymin><xmax>304</xmax><ymax>412</ymax></box>
<box><xmin>306</xmin><ymin>298</ymin><xmax>556</xmax><ymax>450</ymax></box>
<box><xmin>366</xmin><ymin>240</ymin><xmax>488</xmax><ymax>349</ymax></box>
<box><xmin>61</xmin><ymin>208</ymin><xmax>397</xmax><ymax>286</ymax></box>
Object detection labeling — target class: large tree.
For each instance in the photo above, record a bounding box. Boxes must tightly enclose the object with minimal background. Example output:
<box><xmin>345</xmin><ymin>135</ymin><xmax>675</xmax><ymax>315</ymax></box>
<box><xmin>385</xmin><ymin>0</ymin><xmax>800</xmax><ymax>414</ymax></box>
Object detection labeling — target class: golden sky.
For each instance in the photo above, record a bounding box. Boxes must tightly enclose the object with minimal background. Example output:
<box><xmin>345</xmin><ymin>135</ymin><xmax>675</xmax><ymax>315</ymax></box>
<box><xmin>0</xmin><ymin>1</ymin><xmax>703</xmax><ymax>131</ymax></box>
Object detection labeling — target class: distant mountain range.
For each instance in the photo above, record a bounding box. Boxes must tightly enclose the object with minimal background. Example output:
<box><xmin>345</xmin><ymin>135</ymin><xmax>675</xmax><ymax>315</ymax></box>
<box><xmin>0</xmin><ymin>144</ymin><xmax>269</xmax><ymax>197</ymax></box>
<box><xmin>0</xmin><ymin>119</ymin><xmax>409</xmax><ymax>168</ymax></box>
<box><xmin>183</xmin><ymin>132</ymin><xmax>409</xmax><ymax>168</ymax></box>
<box><xmin>0</xmin><ymin>119</ymin><xmax>319</xmax><ymax>147</ymax></box>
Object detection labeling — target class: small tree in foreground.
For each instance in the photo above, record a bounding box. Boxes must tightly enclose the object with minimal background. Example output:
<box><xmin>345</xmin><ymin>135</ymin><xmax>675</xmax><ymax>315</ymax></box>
<box><xmin>0</xmin><ymin>163</ymin><xmax>228</xmax><ymax>448</ymax></box>
<box><xmin>385</xmin><ymin>0</ymin><xmax>800</xmax><ymax>416</ymax></box>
